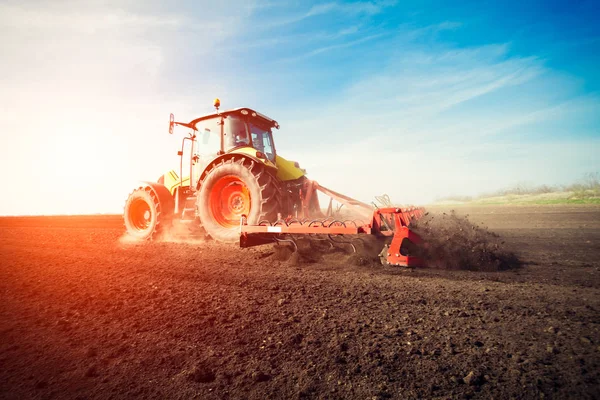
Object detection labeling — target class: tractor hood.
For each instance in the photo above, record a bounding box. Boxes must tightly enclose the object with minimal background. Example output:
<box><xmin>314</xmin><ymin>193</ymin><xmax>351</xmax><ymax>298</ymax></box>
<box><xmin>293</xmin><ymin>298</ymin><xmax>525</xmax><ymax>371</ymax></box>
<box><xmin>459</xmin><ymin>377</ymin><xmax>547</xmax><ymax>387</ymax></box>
<box><xmin>274</xmin><ymin>155</ymin><xmax>306</xmax><ymax>181</ymax></box>
<box><xmin>228</xmin><ymin>147</ymin><xmax>305</xmax><ymax>182</ymax></box>
<box><xmin>229</xmin><ymin>147</ymin><xmax>277</xmax><ymax>169</ymax></box>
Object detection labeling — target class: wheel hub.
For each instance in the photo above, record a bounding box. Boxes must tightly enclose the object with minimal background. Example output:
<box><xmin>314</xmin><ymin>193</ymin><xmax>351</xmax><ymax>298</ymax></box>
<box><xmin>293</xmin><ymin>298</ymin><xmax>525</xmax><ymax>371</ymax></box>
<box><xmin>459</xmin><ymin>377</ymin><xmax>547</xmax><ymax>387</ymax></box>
<box><xmin>209</xmin><ymin>175</ymin><xmax>251</xmax><ymax>228</ymax></box>
<box><xmin>230</xmin><ymin>194</ymin><xmax>244</xmax><ymax>211</ymax></box>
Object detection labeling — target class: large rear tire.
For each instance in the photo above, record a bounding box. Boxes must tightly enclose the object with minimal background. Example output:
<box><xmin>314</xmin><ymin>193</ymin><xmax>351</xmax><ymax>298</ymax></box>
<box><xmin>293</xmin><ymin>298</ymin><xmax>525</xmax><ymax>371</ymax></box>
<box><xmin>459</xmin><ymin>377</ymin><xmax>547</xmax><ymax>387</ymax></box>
<box><xmin>198</xmin><ymin>157</ymin><xmax>281</xmax><ymax>243</ymax></box>
<box><xmin>124</xmin><ymin>186</ymin><xmax>168</xmax><ymax>240</ymax></box>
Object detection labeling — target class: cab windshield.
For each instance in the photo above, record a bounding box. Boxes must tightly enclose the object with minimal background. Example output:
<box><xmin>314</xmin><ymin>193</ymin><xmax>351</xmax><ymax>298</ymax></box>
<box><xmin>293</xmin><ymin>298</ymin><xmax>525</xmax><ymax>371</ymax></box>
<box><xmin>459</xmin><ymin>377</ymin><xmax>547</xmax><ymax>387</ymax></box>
<box><xmin>223</xmin><ymin>115</ymin><xmax>276</xmax><ymax>162</ymax></box>
<box><xmin>249</xmin><ymin>123</ymin><xmax>276</xmax><ymax>162</ymax></box>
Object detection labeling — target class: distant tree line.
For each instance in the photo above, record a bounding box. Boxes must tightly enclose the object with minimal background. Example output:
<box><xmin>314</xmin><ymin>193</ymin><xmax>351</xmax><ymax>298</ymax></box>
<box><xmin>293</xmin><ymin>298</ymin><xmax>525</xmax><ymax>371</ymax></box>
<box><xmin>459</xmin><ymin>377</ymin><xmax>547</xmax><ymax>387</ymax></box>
<box><xmin>438</xmin><ymin>172</ymin><xmax>600</xmax><ymax>202</ymax></box>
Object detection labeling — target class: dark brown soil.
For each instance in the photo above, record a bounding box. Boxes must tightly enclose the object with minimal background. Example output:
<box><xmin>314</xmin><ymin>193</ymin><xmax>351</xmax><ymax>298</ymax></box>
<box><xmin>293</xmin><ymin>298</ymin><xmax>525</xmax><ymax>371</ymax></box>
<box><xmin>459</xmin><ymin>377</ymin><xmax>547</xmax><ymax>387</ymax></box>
<box><xmin>1</xmin><ymin>205</ymin><xmax>600</xmax><ymax>399</ymax></box>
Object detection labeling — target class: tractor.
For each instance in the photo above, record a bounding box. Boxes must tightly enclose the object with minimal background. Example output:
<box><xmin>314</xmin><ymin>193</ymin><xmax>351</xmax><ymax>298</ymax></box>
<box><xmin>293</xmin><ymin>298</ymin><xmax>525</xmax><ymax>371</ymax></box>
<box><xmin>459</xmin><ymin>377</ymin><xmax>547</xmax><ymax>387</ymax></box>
<box><xmin>123</xmin><ymin>99</ymin><xmax>425</xmax><ymax>267</ymax></box>
<box><xmin>124</xmin><ymin>99</ymin><xmax>319</xmax><ymax>242</ymax></box>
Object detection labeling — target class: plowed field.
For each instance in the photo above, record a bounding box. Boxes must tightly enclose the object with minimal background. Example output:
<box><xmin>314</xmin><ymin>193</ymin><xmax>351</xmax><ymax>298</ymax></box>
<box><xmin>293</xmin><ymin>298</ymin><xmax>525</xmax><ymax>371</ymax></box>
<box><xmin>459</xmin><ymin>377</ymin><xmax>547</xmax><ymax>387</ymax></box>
<box><xmin>1</xmin><ymin>205</ymin><xmax>599</xmax><ymax>399</ymax></box>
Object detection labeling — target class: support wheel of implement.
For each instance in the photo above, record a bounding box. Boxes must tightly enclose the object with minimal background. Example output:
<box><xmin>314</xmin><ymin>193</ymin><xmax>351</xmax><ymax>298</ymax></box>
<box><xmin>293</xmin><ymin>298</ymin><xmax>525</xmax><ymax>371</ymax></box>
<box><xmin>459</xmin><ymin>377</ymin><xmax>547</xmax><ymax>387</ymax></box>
<box><xmin>198</xmin><ymin>157</ymin><xmax>281</xmax><ymax>242</ymax></box>
<box><xmin>124</xmin><ymin>186</ymin><xmax>167</xmax><ymax>240</ymax></box>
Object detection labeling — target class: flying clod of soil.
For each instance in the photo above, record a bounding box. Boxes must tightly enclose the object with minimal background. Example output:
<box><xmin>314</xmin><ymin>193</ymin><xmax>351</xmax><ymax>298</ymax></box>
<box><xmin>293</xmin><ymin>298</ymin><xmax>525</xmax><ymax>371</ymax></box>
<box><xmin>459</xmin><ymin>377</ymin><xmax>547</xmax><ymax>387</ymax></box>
<box><xmin>411</xmin><ymin>211</ymin><xmax>521</xmax><ymax>271</ymax></box>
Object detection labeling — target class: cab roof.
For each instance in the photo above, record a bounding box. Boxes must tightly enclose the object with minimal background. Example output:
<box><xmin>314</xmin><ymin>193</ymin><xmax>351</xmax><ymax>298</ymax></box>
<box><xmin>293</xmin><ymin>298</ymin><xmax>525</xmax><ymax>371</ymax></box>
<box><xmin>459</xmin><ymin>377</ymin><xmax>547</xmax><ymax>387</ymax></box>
<box><xmin>181</xmin><ymin>108</ymin><xmax>279</xmax><ymax>131</ymax></box>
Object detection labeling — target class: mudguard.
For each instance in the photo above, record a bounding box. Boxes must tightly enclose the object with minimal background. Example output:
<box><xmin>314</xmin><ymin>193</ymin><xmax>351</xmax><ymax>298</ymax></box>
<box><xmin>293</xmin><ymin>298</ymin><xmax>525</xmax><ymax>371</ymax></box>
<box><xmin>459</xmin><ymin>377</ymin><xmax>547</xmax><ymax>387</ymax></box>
<box><xmin>197</xmin><ymin>152</ymin><xmax>277</xmax><ymax>189</ymax></box>
<box><xmin>139</xmin><ymin>181</ymin><xmax>175</xmax><ymax>216</ymax></box>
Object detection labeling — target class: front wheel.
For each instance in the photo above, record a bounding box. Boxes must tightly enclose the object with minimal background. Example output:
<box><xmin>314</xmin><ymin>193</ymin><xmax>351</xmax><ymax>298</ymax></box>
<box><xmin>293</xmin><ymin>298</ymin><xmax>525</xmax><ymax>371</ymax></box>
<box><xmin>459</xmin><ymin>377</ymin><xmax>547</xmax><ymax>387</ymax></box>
<box><xmin>124</xmin><ymin>187</ymin><xmax>167</xmax><ymax>240</ymax></box>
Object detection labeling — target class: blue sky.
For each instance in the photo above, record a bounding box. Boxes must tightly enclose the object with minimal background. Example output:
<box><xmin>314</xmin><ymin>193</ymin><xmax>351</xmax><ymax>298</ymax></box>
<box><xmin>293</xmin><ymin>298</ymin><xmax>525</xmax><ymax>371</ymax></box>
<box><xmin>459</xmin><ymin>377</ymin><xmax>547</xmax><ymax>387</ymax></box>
<box><xmin>0</xmin><ymin>0</ymin><xmax>598</xmax><ymax>214</ymax></box>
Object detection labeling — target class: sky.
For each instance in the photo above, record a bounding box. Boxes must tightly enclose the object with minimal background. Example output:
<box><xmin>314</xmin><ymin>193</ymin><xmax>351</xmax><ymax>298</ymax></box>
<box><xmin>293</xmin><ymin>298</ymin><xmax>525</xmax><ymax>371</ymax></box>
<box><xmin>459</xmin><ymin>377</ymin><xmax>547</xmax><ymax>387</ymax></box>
<box><xmin>0</xmin><ymin>0</ymin><xmax>599</xmax><ymax>215</ymax></box>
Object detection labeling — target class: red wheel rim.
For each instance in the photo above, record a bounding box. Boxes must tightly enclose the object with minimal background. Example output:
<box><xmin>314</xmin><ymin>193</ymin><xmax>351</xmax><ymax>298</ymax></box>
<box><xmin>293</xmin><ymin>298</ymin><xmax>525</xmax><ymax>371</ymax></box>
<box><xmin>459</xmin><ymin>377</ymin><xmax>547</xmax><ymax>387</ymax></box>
<box><xmin>209</xmin><ymin>175</ymin><xmax>251</xmax><ymax>228</ymax></box>
<box><xmin>129</xmin><ymin>198</ymin><xmax>152</xmax><ymax>230</ymax></box>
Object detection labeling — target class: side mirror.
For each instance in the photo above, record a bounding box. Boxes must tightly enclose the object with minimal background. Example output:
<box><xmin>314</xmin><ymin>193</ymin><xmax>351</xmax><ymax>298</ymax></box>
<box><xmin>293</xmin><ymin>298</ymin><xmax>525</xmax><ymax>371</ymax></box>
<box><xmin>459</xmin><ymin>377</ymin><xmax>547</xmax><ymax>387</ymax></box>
<box><xmin>169</xmin><ymin>113</ymin><xmax>174</xmax><ymax>135</ymax></box>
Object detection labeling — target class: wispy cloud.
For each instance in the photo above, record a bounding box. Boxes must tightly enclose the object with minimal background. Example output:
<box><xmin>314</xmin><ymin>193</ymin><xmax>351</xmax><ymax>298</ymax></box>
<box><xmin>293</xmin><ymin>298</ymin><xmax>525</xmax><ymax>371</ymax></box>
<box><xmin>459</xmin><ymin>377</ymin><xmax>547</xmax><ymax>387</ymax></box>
<box><xmin>265</xmin><ymin>1</ymin><xmax>391</xmax><ymax>28</ymax></box>
<box><xmin>276</xmin><ymin>32</ymin><xmax>388</xmax><ymax>63</ymax></box>
<box><xmin>401</xmin><ymin>20</ymin><xmax>463</xmax><ymax>41</ymax></box>
<box><xmin>220</xmin><ymin>24</ymin><xmax>365</xmax><ymax>51</ymax></box>
<box><xmin>281</xmin><ymin>44</ymin><xmax>543</xmax><ymax>140</ymax></box>
<box><xmin>0</xmin><ymin>3</ymin><xmax>183</xmax><ymax>33</ymax></box>
<box><xmin>306</xmin><ymin>1</ymin><xmax>383</xmax><ymax>17</ymax></box>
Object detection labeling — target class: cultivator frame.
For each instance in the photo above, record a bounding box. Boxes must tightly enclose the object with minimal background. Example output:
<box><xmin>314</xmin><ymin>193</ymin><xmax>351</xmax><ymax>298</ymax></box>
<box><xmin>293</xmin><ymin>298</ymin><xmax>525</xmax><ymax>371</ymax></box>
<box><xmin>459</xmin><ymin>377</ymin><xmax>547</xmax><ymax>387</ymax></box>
<box><xmin>240</xmin><ymin>182</ymin><xmax>426</xmax><ymax>267</ymax></box>
<box><xmin>296</xmin><ymin>179</ymin><xmax>374</xmax><ymax>219</ymax></box>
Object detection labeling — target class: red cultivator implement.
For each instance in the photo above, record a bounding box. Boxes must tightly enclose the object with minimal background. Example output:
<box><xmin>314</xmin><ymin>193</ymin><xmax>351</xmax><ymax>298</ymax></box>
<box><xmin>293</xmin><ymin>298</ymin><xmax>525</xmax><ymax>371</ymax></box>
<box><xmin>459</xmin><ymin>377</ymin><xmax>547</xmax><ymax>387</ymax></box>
<box><xmin>240</xmin><ymin>180</ymin><xmax>426</xmax><ymax>267</ymax></box>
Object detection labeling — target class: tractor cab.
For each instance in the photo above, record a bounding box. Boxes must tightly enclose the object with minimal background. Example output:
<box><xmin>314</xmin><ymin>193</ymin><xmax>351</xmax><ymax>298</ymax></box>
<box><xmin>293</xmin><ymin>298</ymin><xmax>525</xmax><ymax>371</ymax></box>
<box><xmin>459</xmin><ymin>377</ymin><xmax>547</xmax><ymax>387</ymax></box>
<box><xmin>218</xmin><ymin>111</ymin><xmax>277</xmax><ymax>162</ymax></box>
<box><xmin>168</xmin><ymin>100</ymin><xmax>282</xmax><ymax>190</ymax></box>
<box><xmin>171</xmin><ymin>101</ymin><xmax>278</xmax><ymax>151</ymax></box>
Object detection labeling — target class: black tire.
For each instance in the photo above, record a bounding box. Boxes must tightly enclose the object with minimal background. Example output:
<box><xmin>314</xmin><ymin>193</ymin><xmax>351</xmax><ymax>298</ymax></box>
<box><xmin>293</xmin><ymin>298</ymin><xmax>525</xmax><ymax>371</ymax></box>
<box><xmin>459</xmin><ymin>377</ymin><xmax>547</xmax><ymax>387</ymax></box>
<box><xmin>198</xmin><ymin>157</ymin><xmax>282</xmax><ymax>243</ymax></box>
<box><xmin>124</xmin><ymin>186</ymin><xmax>167</xmax><ymax>240</ymax></box>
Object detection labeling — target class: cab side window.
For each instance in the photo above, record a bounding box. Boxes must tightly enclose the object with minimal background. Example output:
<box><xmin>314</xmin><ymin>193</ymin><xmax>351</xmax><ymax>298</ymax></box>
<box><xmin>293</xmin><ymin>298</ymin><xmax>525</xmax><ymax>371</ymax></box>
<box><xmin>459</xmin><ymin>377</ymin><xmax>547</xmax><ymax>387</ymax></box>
<box><xmin>196</xmin><ymin>117</ymin><xmax>221</xmax><ymax>156</ymax></box>
<box><xmin>224</xmin><ymin>115</ymin><xmax>249</xmax><ymax>150</ymax></box>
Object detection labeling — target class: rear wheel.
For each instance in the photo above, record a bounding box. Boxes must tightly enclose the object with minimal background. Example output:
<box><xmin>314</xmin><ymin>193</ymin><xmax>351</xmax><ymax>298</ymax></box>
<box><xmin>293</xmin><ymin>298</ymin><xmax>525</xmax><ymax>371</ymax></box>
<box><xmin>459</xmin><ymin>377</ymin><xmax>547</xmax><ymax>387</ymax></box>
<box><xmin>124</xmin><ymin>187</ymin><xmax>167</xmax><ymax>240</ymax></box>
<box><xmin>198</xmin><ymin>157</ymin><xmax>281</xmax><ymax>242</ymax></box>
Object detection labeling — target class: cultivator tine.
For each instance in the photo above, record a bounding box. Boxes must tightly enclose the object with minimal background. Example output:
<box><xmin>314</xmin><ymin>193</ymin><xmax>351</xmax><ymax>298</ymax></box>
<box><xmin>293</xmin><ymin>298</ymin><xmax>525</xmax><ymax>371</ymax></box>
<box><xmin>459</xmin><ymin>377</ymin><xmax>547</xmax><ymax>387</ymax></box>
<box><xmin>274</xmin><ymin>218</ymin><xmax>288</xmax><ymax>227</ymax></box>
<box><xmin>274</xmin><ymin>236</ymin><xmax>298</xmax><ymax>252</ymax></box>
<box><xmin>327</xmin><ymin>234</ymin><xmax>357</xmax><ymax>253</ymax></box>
<box><xmin>308</xmin><ymin>219</ymin><xmax>325</xmax><ymax>227</ymax></box>
<box><xmin>305</xmin><ymin>234</ymin><xmax>334</xmax><ymax>249</ymax></box>
<box><xmin>319</xmin><ymin>220</ymin><xmax>354</xmax><ymax>252</ymax></box>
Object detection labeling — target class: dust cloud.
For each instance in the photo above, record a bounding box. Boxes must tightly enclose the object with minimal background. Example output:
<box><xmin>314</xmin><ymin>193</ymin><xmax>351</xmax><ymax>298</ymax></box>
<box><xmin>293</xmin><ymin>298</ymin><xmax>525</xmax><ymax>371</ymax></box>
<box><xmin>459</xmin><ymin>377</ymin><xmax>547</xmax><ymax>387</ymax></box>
<box><xmin>119</xmin><ymin>222</ymin><xmax>206</xmax><ymax>246</ymax></box>
<box><xmin>411</xmin><ymin>211</ymin><xmax>521</xmax><ymax>271</ymax></box>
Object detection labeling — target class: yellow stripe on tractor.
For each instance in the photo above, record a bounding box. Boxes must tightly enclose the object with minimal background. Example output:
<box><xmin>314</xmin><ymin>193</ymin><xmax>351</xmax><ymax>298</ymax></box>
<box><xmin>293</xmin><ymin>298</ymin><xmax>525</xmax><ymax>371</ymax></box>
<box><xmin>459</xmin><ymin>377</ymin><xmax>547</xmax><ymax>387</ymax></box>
<box><xmin>163</xmin><ymin>170</ymin><xmax>190</xmax><ymax>195</ymax></box>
